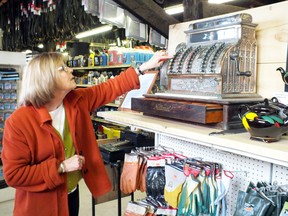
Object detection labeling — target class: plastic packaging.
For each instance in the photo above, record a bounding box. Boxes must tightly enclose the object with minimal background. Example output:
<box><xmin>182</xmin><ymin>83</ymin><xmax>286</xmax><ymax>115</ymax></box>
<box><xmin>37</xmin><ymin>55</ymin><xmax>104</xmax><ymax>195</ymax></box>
<box><xmin>100</xmin><ymin>51</ymin><xmax>108</xmax><ymax>66</ymax></box>
<box><xmin>88</xmin><ymin>71</ymin><xmax>94</xmax><ymax>85</ymax></box>
<box><xmin>122</xmin><ymin>48</ymin><xmax>131</xmax><ymax>65</ymax></box>
<box><xmin>89</xmin><ymin>52</ymin><xmax>95</xmax><ymax>67</ymax></box>
<box><xmin>116</xmin><ymin>47</ymin><xmax>123</xmax><ymax>65</ymax></box>
<box><xmin>94</xmin><ymin>50</ymin><xmax>101</xmax><ymax>66</ymax></box>
<box><xmin>108</xmin><ymin>47</ymin><xmax>118</xmax><ymax>65</ymax></box>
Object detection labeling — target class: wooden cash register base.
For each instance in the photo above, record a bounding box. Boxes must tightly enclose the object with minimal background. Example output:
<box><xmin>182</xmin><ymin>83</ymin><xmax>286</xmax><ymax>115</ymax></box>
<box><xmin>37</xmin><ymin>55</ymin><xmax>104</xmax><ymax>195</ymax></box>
<box><xmin>131</xmin><ymin>95</ymin><xmax>263</xmax><ymax>130</ymax></box>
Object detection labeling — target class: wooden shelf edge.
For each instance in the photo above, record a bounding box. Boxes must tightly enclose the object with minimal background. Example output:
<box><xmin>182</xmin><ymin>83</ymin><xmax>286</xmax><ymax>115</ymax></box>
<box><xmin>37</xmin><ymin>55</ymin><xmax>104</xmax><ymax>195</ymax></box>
<box><xmin>72</xmin><ymin>65</ymin><xmax>131</xmax><ymax>70</ymax></box>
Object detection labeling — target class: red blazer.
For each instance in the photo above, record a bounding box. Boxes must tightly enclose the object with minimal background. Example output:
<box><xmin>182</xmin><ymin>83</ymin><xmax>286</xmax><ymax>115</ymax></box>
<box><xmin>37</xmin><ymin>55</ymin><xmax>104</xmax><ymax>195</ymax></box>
<box><xmin>2</xmin><ymin>67</ymin><xmax>140</xmax><ymax>216</ymax></box>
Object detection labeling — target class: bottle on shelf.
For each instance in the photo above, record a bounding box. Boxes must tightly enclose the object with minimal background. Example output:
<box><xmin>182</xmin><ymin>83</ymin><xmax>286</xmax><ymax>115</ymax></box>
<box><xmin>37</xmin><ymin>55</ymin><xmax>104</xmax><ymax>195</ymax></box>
<box><xmin>116</xmin><ymin>47</ymin><xmax>123</xmax><ymax>65</ymax></box>
<box><xmin>88</xmin><ymin>71</ymin><xmax>94</xmax><ymax>85</ymax></box>
<box><xmin>144</xmin><ymin>46</ymin><xmax>154</xmax><ymax>62</ymax></box>
<box><xmin>82</xmin><ymin>54</ymin><xmax>89</xmax><ymax>67</ymax></box>
<box><xmin>89</xmin><ymin>52</ymin><xmax>95</xmax><ymax>67</ymax></box>
<box><xmin>100</xmin><ymin>50</ymin><xmax>108</xmax><ymax>66</ymax></box>
<box><xmin>107</xmin><ymin>71</ymin><xmax>114</xmax><ymax>79</ymax></box>
<box><xmin>104</xmin><ymin>50</ymin><xmax>109</xmax><ymax>65</ymax></box>
<box><xmin>67</xmin><ymin>56</ymin><xmax>73</xmax><ymax>67</ymax></box>
<box><xmin>130</xmin><ymin>48</ymin><xmax>136</xmax><ymax>65</ymax></box>
<box><xmin>102</xmin><ymin>71</ymin><xmax>108</xmax><ymax>82</ymax></box>
<box><xmin>93</xmin><ymin>71</ymin><xmax>101</xmax><ymax>85</ymax></box>
<box><xmin>134</xmin><ymin>46</ymin><xmax>141</xmax><ymax>64</ymax></box>
<box><xmin>94</xmin><ymin>50</ymin><xmax>101</xmax><ymax>66</ymax></box>
<box><xmin>123</xmin><ymin>48</ymin><xmax>132</xmax><ymax>65</ymax></box>
<box><xmin>72</xmin><ymin>56</ymin><xmax>78</xmax><ymax>67</ymax></box>
<box><xmin>98</xmin><ymin>73</ymin><xmax>105</xmax><ymax>84</ymax></box>
<box><xmin>108</xmin><ymin>47</ymin><xmax>118</xmax><ymax>66</ymax></box>
<box><xmin>78</xmin><ymin>55</ymin><xmax>84</xmax><ymax>67</ymax></box>
<box><xmin>139</xmin><ymin>46</ymin><xmax>145</xmax><ymax>63</ymax></box>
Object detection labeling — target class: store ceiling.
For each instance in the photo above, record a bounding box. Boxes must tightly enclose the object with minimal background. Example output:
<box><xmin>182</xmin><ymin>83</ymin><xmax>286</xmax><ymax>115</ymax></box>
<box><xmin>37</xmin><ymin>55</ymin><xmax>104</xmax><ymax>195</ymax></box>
<box><xmin>156</xmin><ymin>0</ymin><xmax>284</xmax><ymax>8</ymax></box>
<box><xmin>113</xmin><ymin>0</ymin><xmax>286</xmax><ymax>38</ymax></box>
<box><xmin>0</xmin><ymin>0</ymin><xmax>286</xmax><ymax>52</ymax></box>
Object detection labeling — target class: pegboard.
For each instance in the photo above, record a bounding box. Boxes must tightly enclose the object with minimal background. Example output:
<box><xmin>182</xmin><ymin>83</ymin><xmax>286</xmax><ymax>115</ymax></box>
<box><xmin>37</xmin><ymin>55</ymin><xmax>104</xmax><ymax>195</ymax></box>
<box><xmin>156</xmin><ymin>133</ymin><xmax>272</xmax><ymax>215</ymax></box>
<box><xmin>272</xmin><ymin>165</ymin><xmax>288</xmax><ymax>186</ymax></box>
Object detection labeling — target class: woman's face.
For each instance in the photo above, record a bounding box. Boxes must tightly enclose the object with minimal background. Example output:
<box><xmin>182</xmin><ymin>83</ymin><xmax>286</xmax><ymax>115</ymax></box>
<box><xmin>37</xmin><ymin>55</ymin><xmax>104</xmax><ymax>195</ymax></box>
<box><xmin>56</xmin><ymin>64</ymin><xmax>76</xmax><ymax>92</ymax></box>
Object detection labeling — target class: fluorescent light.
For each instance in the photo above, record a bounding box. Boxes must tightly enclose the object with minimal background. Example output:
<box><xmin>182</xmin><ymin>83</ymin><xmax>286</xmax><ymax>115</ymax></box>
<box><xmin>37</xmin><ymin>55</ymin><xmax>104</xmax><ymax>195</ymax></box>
<box><xmin>164</xmin><ymin>4</ymin><xmax>184</xmax><ymax>15</ymax></box>
<box><xmin>208</xmin><ymin>0</ymin><xmax>235</xmax><ymax>4</ymax></box>
<box><xmin>22</xmin><ymin>50</ymin><xmax>32</xmax><ymax>54</ymax></box>
<box><xmin>76</xmin><ymin>25</ymin><xmax>112</xmax><ymax>39</ymax></box>
<box><xmin>37</xmin><ymin>44</ymin><xmax>44</xmax><ymax>49</ymax></box>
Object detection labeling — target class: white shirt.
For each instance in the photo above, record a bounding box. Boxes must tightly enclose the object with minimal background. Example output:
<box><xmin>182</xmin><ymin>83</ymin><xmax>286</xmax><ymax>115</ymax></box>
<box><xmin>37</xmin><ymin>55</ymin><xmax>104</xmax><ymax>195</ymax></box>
<box><xmin>49</xmin><ymin>103</ymin><xmax>65</xmax><ymax>139</ymax></box>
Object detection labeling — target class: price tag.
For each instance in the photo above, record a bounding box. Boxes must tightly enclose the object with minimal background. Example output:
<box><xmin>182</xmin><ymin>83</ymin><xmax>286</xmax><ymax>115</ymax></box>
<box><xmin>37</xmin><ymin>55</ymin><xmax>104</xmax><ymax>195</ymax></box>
<box><xmin>273</xmin><ymin>92</ymin><xmax>288</xmax><ymax>105</ymax></box>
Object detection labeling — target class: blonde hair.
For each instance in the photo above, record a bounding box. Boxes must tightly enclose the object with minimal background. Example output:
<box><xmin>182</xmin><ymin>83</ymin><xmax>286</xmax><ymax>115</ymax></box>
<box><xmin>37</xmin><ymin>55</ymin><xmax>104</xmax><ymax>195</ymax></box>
<box><xmin>19</xmin><ymin>52</ymin><xmax>65</xmax><ymax>108</ymax></box>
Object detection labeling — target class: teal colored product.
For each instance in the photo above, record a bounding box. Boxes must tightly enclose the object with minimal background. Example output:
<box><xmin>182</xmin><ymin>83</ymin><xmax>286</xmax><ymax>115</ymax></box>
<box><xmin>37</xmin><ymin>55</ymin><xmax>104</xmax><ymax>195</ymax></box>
<box><xmin>207</xmin><ymin>175</ymin><xmax>217</xmax><ymax>216</ymax></box>
<box><xmin>122</xmin><ymin>52</ymin><xmax>127</xmax><ymax>65</ymax></box>
<box><xmin>134</xmin><ymin>50</ymin><xmax>140</xmax><ymax>62</ymax></box>
<box><xmin>198</xmin><ymin>171</ymin><xmax>209</xmax><ymax>214</ymax></box>
<box><xmin>127</xmin><ymin>53</ymin><xmax>131</xmax><ymax>64</ymax></box>
<box><xmin>144</xmin><ymin>52</ymin><xmax>150</xmax><ymax>62</ymax></box>
<box><xmin>123</xmin><ymin>52</ymin><xmax>131</xmax><ymax>65</ymax></box>
<box><xmin>203</xmin><ymin>180</ymin><xmax>211</xmax><ymax>214</ymax></box>
<box><xmin>177</xmin><ymin>178</ymin><xmax>188</xmax><ymax>216</ymax></box>
<box><xmin>191</xmin><ymin>186</ymin><xmax>203</xmax><ymax>216</ymax></box>
<box><xmin>139</xmin><ymin>51</ymin><xmax>145</xmax><ymax>62</ymax></box>
<box><xmin>177</xmin><ymin>175</ymin><xmax>201</xmax><ymax>216</ymax></box>
<box><xmin>130</xmin><ymin>52</ymin><xmax>135</xmax><ymax>63</ymax></box>
<box><xmin>100</xmin><ymin>52</ymin><xmax>107</xmax><ymax>66</ymax></box>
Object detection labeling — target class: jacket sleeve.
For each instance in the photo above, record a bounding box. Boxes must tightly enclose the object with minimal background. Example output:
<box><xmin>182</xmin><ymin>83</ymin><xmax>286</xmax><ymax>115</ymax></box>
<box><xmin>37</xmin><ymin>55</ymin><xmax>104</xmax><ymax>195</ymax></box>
<box><xmin>2</xmin><ymin>118</ymin><xmax>65</xmax><ymax>192</ymax></box>
<box><xmin>74</xmin><ymin>67</ymin><xmax>140</xmax><ymax>112</ymax></box>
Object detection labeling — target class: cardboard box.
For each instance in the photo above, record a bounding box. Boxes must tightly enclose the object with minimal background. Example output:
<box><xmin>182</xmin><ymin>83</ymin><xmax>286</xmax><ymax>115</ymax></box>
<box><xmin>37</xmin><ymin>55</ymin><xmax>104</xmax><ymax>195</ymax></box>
<box><xmin>93</xmin><ymin>164</ymin><xmax>129</xmax><ymax>205</ymax></box>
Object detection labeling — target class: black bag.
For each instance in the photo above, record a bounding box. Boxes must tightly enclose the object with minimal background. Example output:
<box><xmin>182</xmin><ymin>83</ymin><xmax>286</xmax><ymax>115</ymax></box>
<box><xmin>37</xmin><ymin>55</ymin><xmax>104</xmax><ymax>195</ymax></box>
<box><xmin>265</xmin><ymin>191</ymin><xmax>282</xmax><ymax>216</ymax></box>
<box><xmin>254</xmin><ymin>181</ymin><xmax>285</xmax><ymax>216</ymax></box>
<box><xmin>234</xmin><ymin>190</ymin><xmax>271</xmax><ymax>216</ymax></box>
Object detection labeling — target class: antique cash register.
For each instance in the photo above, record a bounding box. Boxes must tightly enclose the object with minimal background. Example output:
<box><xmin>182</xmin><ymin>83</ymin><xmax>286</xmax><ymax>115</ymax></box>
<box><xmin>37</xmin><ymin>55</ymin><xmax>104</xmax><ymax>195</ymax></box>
<box><xmin>131</xmin><ymin>13</ymin><xmax>262</xmax><ymax>130</ymax></box>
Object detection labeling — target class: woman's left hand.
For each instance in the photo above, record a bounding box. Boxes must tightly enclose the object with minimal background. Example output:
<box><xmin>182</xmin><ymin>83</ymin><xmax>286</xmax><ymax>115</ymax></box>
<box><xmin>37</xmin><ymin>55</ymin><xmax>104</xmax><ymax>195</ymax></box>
<box><xmin>140</xmin><ymin>50</ymin><xmax>173</xmax><ymax>71</ymax></box>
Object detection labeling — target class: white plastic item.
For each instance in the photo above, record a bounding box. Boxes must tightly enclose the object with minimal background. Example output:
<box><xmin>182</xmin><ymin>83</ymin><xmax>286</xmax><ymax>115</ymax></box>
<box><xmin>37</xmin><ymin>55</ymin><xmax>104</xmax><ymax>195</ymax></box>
<box><xmin>88</xmin><ymin>71</ymin><xmax>94</xmax><ymax>85</ymax></box>
<box><xmin>149</xmin><ymin>27</ymin><xmax>167</xmax><ymax>48</ymax></box>
<box><xmin>125</xmin><ymin>11</ymin><xmax>148</xmax><ymax>42</ymax></box>
<box><xmin>99</xmin><ymin>0</ymin><xmax>125</xmax><ymax>28</ymax></box>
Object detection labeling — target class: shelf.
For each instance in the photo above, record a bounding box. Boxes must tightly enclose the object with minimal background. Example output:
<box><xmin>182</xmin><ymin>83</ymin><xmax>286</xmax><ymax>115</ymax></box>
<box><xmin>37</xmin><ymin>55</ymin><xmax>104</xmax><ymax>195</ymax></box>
<box><xmin>72</xmin><ymin>65</ymin><xmax>130</xmax><ymax>71</ymax></box>
<box><xmin>98</xmin><ymin>111</ymin><xmax>288</xmax><ymax>167</ymax></box>
<box><xmin>105</xmin><ymin>103</ymin><xmax>119</xmax><ymax>108</ymax></box>
<box><xmin>76</xmin><ymin>84</ymin><xmax>91</xmax><ymax>88</ymax></box>
<box><xmin>92</xmin><ymin>117</ymin><xmax>128</xmax><ymax>129</ymax></box>
<box><xmin>0</xmin><ymin>51</ymin><xmax>25</xmax><ymax>191</ymax></box>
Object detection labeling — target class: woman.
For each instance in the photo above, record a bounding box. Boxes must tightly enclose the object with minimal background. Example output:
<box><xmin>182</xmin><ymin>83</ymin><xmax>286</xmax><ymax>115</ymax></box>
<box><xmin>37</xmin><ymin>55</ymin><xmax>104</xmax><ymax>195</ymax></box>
<box><xmin>2</xmin><ymin>51</ymin><xmax>171</xmax><ymax>216</ymax></box>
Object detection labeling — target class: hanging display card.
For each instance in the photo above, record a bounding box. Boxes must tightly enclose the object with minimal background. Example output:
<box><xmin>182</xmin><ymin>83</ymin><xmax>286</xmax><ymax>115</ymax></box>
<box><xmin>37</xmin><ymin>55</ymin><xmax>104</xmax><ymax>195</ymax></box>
<box><xmin>118</xmin><ymin>71</ymin><xmax>158</xmax><ymax>111</ymax></box>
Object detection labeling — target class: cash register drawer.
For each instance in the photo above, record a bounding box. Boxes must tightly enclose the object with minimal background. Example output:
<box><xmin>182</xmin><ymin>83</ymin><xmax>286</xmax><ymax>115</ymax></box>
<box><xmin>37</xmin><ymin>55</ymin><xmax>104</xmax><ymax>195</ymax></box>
<box><xmin>131</xmin><ymin>97</ymin><xmax>223</xmax><ymax>124</ymax></box>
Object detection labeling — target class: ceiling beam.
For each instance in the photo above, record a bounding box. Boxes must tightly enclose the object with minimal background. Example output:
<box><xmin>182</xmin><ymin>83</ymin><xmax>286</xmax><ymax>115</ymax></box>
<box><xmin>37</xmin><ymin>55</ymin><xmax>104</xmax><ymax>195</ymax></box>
<box><xmin>112</xmin><ymin>0</ymin><xmax>180</xmax><ymax>38</ymax></box>
<box><xmin>183</xmin><ymin>0</ymin><xmax>203</xmax><ymax>21</ymax></box>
